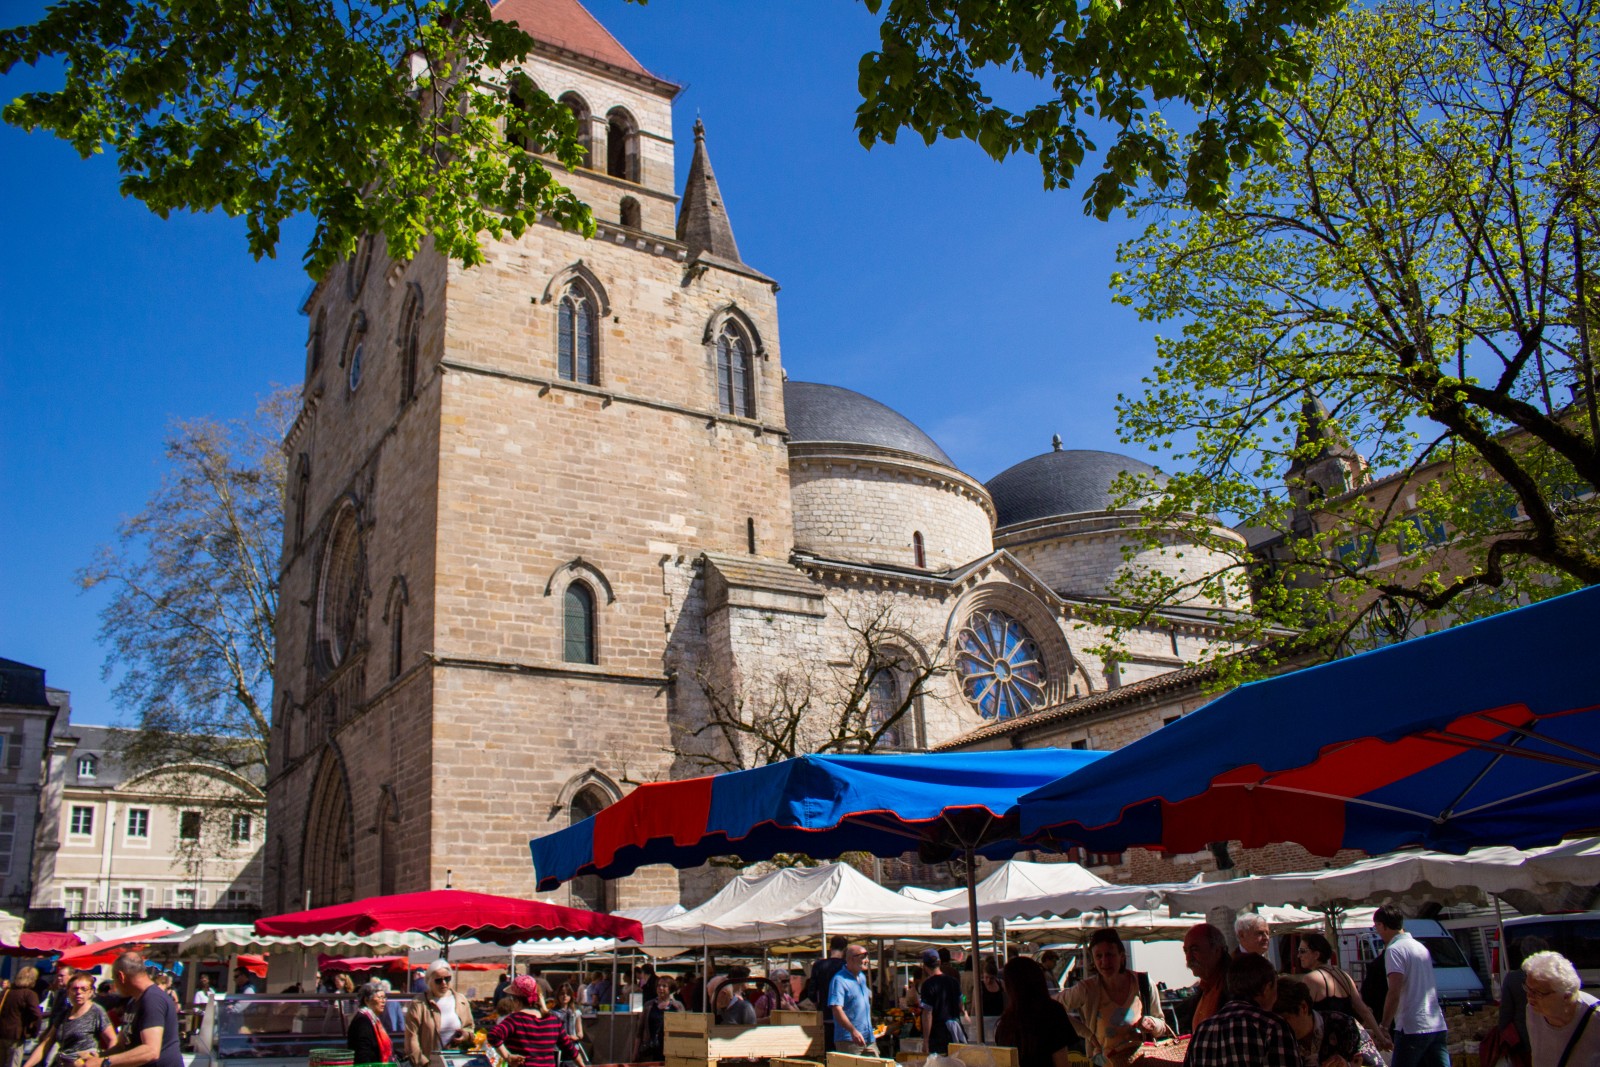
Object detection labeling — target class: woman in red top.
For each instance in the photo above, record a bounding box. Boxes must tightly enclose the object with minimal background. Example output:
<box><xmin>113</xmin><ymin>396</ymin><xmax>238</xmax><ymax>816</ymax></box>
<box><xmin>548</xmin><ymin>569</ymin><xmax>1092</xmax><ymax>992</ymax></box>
<box><xmin>489</xmin><ymin>978</ymin><xmax>583</xmax><ymax>1067</ymax></box>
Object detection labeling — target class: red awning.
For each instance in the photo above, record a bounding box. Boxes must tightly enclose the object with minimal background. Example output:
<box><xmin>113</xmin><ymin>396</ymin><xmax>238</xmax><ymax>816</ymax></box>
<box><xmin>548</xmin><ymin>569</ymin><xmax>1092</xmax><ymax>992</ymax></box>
<box><xmin>0</xmin><ymin>931</ymin><xmax>84</xmax><ymax>958</ymax></box>
<box><xmin>256</xmin><ymin>889</ymin><xmax>642</xmax><ymax>948</ymax></box>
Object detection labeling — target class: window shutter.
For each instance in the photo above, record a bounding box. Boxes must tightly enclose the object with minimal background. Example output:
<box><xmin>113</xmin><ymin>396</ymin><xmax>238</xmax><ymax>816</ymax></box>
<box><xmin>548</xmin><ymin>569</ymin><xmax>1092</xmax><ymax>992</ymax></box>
<box><xmin>5</xmin><ymin>736</ymin><xmax>17</xmax><ymax>770</ymax></box>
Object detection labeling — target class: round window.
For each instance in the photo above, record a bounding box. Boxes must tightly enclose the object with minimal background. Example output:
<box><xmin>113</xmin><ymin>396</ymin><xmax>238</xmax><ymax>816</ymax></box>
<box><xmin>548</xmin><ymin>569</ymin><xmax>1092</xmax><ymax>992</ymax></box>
<box><xmin>317</xmin><ymin>507</ymin><xmax>363</xmax><ymax>669</ymax></box>
<box><xmin>955</xmin><ymin>609</ymin><xmax>1047</xmax><ymax>719</ymax></box>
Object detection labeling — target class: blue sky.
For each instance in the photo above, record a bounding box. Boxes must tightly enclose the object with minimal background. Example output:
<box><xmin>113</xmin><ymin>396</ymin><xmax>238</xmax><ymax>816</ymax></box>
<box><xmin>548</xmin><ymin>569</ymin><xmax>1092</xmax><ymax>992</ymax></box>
<box><xmin>0</xmin><ymin>0</ymin><xmax>1162</xmax><ymax>725</ymax></box>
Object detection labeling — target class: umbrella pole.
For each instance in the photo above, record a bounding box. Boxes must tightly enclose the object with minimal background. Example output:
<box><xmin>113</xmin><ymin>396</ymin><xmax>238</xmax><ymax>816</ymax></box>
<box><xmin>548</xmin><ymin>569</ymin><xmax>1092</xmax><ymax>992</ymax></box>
<box><xmin>964</xmin><ymin>847</ymin><xmax>984</xmax><ymax>1044</ymax></box>
<box><xmin>1494</xmin><ymin>894</ymin><xmax>1510</xmax><ymax>989</ymax></box>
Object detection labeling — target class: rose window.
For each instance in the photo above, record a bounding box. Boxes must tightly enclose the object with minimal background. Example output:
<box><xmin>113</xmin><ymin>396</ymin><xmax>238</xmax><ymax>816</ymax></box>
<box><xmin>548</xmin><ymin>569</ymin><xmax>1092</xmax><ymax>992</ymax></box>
<box><xmin>956</xmin><ymin>609</ymin><xmax>1046</xmax><ymax>719</ymax></box>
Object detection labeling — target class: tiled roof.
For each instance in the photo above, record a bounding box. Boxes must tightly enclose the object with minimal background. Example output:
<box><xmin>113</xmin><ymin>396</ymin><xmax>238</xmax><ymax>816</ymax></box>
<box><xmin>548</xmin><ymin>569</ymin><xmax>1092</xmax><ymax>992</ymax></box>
<box><xmin>931</xmin><ymin>660</ymin><xmax>1223</xmax><ymax>751</ymax></box>
<box><xmin>490</xmin><ymin>0</ymin><xmax>655</xmax><ymax>79</ymax></box>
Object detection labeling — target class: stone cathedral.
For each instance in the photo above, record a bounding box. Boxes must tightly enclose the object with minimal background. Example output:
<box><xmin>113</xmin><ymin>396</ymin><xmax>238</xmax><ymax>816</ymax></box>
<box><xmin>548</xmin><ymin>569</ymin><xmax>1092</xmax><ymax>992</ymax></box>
<box><xmin>266</xmin><ymin>0</ymin><xmax>1252</xmax><ymax>912</ymax></box>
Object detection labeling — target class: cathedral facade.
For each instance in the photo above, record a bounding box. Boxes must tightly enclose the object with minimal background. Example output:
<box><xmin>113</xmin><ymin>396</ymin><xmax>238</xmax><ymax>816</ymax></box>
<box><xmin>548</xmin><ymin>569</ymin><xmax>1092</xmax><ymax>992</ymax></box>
<box><xmin>265</xmin><ymin>0</ymin><xmax>1251</xmax><ymax>912</ymax></box>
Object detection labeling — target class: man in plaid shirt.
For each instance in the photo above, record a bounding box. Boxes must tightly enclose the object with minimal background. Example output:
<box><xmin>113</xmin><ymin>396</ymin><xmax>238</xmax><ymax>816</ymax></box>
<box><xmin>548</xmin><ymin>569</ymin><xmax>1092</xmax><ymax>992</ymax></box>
<box><xmin>1184</xmin><ymin>954</ymin><xmax>1299</xmax><ymax>1067</ymax></box>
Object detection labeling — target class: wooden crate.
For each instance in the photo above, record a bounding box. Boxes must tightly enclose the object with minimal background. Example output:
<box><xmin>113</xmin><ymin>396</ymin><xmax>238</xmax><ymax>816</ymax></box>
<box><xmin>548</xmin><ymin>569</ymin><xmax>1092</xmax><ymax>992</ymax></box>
<box><xmin>826</xmin><ymin>1054</ymin><xmax>894</xmax><ymax>1067</ymax></box>
<box><xmin>664</xmin><ymin>1012</ymin><xmax>823</xmax><ymax>1065</ymax></box>
<box><xmin>772</xmin><ymin>1012</ymin><xmax>820</xmax><ymax>1027</ymax></box>
<box><xmin>948</xmin><ymin>1045</ymin><xmax>1019</xmax><ymax>1067</ymax></box>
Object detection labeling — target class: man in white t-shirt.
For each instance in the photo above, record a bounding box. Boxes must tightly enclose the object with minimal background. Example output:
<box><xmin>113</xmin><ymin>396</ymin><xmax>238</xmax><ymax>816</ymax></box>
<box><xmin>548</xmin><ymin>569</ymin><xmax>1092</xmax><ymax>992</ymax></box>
<box><xmin>1375</xmin><ymin>906</ymin><xmax>1448</xmax><ymax>1067</ymax></box>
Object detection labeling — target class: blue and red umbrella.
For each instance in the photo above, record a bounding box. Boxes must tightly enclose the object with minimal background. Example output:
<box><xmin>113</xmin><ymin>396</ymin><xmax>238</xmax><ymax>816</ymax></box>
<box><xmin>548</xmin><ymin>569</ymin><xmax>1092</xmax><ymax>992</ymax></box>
<box><xmin>1020</xmin><ymin>583</ymin><xmax>1600</xmax><ymax>856</ymax></box>
<box><xmin>530</xmin><ymin>749</ymin><xmax>1105</xmax><ymax>891</ymax></box>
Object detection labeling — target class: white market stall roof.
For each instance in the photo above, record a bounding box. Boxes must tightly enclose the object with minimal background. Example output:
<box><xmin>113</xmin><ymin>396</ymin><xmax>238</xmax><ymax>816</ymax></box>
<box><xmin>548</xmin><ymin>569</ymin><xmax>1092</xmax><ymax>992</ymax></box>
<box><xmin>149</xmin><ymin>923</ymin><xmax>441</xmax><ymax>958</ymax></box>
<box><xmin>436</xmin><ymin>904</ymin><xmax>689</xmax><ymax>964</ymax></box>
<box><xmin>642</xmin><ymin>862</ymin><xmax>967</xmax><ymax>947</ymax></box>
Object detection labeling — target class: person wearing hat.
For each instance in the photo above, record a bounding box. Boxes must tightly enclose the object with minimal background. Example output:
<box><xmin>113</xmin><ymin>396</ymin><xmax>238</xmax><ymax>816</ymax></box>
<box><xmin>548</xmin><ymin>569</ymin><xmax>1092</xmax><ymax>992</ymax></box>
<box><xmin>920</xmin><ymin>948</ymin><xmax>967</xmax><ymax>1056</ymax></box>
<box><xmin>488</xmin><ymin>976</ymin><xmax>584</xmax><ymax>1067</ymax></box>
<box><xmin>405</xmin><ymin>961</ymin><xmax>474</xmax><ymax>1067</ymax></box>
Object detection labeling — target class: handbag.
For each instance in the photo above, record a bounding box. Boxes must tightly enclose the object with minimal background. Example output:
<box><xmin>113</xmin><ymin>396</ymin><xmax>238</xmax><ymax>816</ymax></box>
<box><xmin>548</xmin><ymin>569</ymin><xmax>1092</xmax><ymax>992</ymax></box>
<box><xmin>1479</xmin><ymin>1021</ymin><xmax>1530</xmax><ymax>1067</ymax></box>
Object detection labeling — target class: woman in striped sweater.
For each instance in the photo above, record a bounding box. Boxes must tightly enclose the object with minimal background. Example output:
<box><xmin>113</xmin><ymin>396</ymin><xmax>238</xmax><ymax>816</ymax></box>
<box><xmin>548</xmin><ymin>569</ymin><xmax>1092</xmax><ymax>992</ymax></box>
<box><xmin>488</xmin><ymin>978</ymin><xmax>584</xmax><ymax>1067</ymax></box>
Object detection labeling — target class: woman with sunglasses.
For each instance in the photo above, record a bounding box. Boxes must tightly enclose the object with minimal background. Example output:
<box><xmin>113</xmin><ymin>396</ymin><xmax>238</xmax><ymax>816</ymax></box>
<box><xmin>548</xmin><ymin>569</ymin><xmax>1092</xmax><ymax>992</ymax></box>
<box><xmin>405</xmin><ymin>961</ymin><xmax>474</xmax><ymax>1067</ymax></box>
<box><xmin>21</xmin><ymin>974</ymin><xmax>114</xmax><ymax>1067</ymax></box>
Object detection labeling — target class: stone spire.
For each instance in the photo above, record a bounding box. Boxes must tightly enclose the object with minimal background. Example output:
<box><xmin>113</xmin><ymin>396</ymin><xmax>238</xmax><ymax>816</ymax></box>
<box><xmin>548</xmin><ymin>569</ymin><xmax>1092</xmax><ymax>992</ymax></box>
<box><xmin>1287</xmin><ymin>391</ymin><xmax>1368</xmax><ymax>506</ymax></box>
<box><xmin>676</xmin><ymin>119</ymin><xmax>743</xmax><ymax>265</ymax></box>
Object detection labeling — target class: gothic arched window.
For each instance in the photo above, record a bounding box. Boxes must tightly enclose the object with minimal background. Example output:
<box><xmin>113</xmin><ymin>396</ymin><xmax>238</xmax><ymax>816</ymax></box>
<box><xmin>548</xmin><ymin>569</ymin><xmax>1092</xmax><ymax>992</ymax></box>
<box><xmin>564</xmin><ymin>581</ymin><xmax>596</xmax><ymax>664</ymax></box>
<box><xmin>868</xmin><ymin>668</ymin><xmax>905</xmax><ymax>748</ymax></box>
<box><xmin>913</xmin><ymin>531</ymin><xmax>926</xmax><ymax>569</ymax></box>
<box><xmin>717</xmin><ymin>321</ymin><xmax>754</xmax><ymax>418</ymax></box>
<box><xmin>558</xmin><ymin>282</ymin><xmax>597</xmax><ymax>384</ymax></box>
<box><xmin>398</xmin><ymin>285</ymin><xmax>423</xmax><ymax>407</ymax></box>
<box><xmin>316</xmin><ymin>505</ymin><xmax>363</xmax><ymax>671</ymax></box>
<box><xmin>606</xmin><ymin>108</ymin><xmax>638</xmax><ymax>181</ymax></box>
<box><xmin>569</xmin><ymin>786</ymin><xmax>613</xmax><ymax>910</ymax></box>
<box><xmin>560</xmin><ymin>92</ymin><xmax>592</xmax><ymax>168</ymax></box>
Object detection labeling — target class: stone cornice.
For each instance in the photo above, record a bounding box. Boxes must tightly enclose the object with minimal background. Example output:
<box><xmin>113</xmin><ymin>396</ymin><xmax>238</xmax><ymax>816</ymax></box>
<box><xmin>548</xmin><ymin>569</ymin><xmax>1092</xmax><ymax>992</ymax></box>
<box><xmin>439</xmin><ymin>358</ymin><xmax>790</xmax><ymax>436</ymax></box>
<box><xmin>787</xmin><ymin>443</ymin><xmax>996</xmax><ymax>522</ymax></box>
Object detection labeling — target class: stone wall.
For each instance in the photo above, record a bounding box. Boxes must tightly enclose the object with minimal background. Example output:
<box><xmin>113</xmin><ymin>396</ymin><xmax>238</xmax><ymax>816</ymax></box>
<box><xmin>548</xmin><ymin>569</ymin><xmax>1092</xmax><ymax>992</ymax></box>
<box><xmin>789</xmin><ymin>449</ymin><xmax>994</xmax><ymax>571</ymax></box>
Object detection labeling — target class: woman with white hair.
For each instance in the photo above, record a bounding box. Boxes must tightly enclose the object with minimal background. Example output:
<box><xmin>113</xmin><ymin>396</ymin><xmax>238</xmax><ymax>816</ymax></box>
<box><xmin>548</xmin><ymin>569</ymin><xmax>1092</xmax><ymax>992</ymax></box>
<box><xmin>1522</xmin><ymin>951</ymin><xmax>1599</xmax><ymax>1067</ymax></box>
<box><xmin>405</xmin><ymin>960</ymin><xmax>474</xmax><ymax>1067</ymax></box>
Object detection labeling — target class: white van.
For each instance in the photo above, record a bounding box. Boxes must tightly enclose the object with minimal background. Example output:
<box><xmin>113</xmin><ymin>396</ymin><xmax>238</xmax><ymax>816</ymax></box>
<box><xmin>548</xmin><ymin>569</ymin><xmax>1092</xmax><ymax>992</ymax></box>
<box><xmin>1504</xmin><ymin>913</ymin><xmax>1600</xmax><ymax>993</ymax></box>
<box><xmin>1349</xmin><ymin>918</ymin><xmax>1488</xmax><ymax>1006</ymax></box>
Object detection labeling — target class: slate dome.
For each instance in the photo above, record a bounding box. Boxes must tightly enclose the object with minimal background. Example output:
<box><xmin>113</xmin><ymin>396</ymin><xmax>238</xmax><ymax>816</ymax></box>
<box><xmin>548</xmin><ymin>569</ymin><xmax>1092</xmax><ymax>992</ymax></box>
<box><xmin>986</xmin><ymin>447</ymin><xmax>1165</xmax><ymax>528</ymax></box>
<box><xmin>783</xmin><ymin>381</ymin><xmax>955</xmax><ymax>468</ymax></box>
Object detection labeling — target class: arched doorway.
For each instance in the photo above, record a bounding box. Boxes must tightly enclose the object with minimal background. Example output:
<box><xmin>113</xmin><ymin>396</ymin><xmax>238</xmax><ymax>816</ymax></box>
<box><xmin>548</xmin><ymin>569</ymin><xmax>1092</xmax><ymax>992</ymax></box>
<box><xmin>303</xmin><ymin>750</ymin><xmax>355</xmax><ymax>907</ymax></box>
<box><xmin>569</xmin><ymin>785</ymin><xmax>614</xmax><ymax>911</ymax></box>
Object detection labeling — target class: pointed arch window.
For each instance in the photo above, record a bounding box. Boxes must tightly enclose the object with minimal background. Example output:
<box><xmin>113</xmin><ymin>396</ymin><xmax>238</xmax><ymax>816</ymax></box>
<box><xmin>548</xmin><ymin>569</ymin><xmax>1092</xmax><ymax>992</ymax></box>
<box><xmin>559</xmin><ymin>92</ymin><xmax>592</xmax><ymax>168</ymax></box>
<box><xmin>569</xmin><ymin>786</ymin><xmax>613</xmax><ymax>910</ymax></box>
<box><xmin>868</xmin><ymin>668</ymin><xmax>905</xmax><ymax>749</ymax></box>
<box><xmin>558</xmin><ymin>282</ymin><xmax>598</xmax><ymax>384</ymax></box>
<box><xmin>292</xmin><ymin>457</ymin><xmax>311</xmax><ymax>548</ymax></box>
<box><xmin>398</xmin><ymin>285</ymin><xmax>423</xmax><ymax>407</ymax></box>
<box><xmin>913</xmin><ymin>531</ymin><xmax>926</xmax><ymax>569</ymax></box>
<box><xmin>717</xmin><ymin>320</ymin><xmax>754</xmax><ymax>418</ymax></box>
<box><xmin>564</xmin><ymin>581</ymin><xmax>596</xmax><ymax>664</ymax></box>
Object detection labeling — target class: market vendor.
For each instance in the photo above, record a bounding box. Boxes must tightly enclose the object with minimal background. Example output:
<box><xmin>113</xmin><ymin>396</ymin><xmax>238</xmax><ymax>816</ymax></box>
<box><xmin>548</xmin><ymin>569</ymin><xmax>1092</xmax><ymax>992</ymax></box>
<box><xmin>406</xmin><ymin>961</ymin><xmax>475</xmax><ymax>1067</ymax></box>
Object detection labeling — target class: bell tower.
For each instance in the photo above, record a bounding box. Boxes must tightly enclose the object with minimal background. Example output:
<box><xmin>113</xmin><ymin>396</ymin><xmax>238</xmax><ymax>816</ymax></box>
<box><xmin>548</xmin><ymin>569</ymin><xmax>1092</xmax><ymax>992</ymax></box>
<box><xmin>268</xmin><ymin>0</ymin><xmax>794</xmax><ymax>909</ymax></box>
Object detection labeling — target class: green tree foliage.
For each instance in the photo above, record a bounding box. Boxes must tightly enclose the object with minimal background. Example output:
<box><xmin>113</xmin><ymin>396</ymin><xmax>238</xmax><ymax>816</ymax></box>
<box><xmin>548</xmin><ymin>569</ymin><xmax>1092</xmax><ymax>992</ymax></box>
<box><xmin>1</xmin><ymin>0</ymin><xmax>591</xmax><ymax>275</ymax></box>
<box><xmin>1100</xmin><ymin>0</ymin><xmax>1600</xmax><ymax>681</ymax></box>
<box><xmin>79</xmin><ymin>387</ymin><xmax>295</xmax><ymax>781</ymax></box>
<box><xmin>855</xmin><ymin>0</ymin><xmax>1348</xmax><ymax>217</ymax></box>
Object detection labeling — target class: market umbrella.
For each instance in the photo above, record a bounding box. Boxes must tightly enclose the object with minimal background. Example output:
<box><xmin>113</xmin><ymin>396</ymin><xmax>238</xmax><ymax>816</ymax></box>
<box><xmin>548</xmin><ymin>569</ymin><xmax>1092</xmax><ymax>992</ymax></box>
<box><xmin>0</xmin><ymin>931</ymin><xmax>83</xmax><ymax>957</ymax></box>
<box><xmin>255</xmin><ymin>889</ymin><xmax>644</xmax><ymax>958</ymax></box>
<box><xmin>529</xmin><ymin>748</ymin><xmax>1107</xmax><ymax>1040</ymax></box>
<box><xmin>1019</xmin><ymin>584</ymin><xmax>1600</xmax><ymax>857</ymax></box>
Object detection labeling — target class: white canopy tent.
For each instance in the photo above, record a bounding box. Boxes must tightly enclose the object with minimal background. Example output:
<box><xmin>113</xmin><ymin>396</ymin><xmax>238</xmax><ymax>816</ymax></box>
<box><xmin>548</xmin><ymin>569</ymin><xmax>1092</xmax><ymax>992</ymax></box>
<box><xmin>1522</xmin><ymin>836</ymin><xmax>1600</xmax><ymax>887</ymax></box>
<box><xmin>931</xmin><ymin>878</ymin><xmax>1167</xmax><ymax>927</ymax></box>
<box><xmin>1160</xmin><ymin>845</ymin><xmax>1553</xmax><ymax>912</ymax></box>
<box><xmin>435</xmin><ymin>904</ymin><xmax>688</xmax><ymax>964</ymax></box>
<box><xmin>643</xmin><ymin>862</ymin><xmax>966</xmax><ymax>947</ymax></box>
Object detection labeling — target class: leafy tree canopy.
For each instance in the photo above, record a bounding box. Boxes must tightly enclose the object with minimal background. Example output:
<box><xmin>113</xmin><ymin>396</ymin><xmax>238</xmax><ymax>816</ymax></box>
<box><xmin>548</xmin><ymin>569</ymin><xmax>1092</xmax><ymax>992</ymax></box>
<box><xmin>1097</xmin><ymin>0</ymin><xmax>1600</xmax><ymax>683</ymax></box>
<box><xmin>2</xmin><ymin>0</ymin><xmax>1347</xmax><ymax>276</ymax></box>
<box><xmin>1</xmin><ymin>0</ymin><xmax>590</xmax><ymax>275</ymax></box>
<box><xmin>855</xmin><ymin>0</ymin><xmax>1348</xmax><ymax>217</ymax></box>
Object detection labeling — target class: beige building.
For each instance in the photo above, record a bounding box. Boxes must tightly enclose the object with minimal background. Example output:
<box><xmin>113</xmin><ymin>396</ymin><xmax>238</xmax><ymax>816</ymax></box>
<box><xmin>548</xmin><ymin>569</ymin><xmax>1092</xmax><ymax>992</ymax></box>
<box><xmin>266</xmin><ymin>0</ymin><xmax>1260</xmax><ymax>912</ymax></box>
<box><xmin>0</xmin><ymin>659</ymin><xmax>68</xmax><ymax>913</ymax></box>
<box><xmin>31</xmin><ymin>723</ymin><xmax>265</xmax><ymax>935</ymax></box>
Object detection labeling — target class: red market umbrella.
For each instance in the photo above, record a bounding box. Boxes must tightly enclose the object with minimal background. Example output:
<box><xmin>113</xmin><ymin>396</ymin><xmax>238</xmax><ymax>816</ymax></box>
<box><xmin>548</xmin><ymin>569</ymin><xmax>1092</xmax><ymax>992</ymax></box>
<box><xmin>317</xmin><ymin>954</ymin><xmax>410</xmax><ymax>973</ymax></box>
<box><xmin>0</xmin><ymin>931</ymin><xmax>84</xmax><ymax>958</ymax></box>
<box><xmin>236</xmin><ymin>954</ymin><xmax>269</xmax><ymax>977</ymax></box>
<box><xmin>57</xmin><ymin>929</ymin><xmax>159</xmax><ymax>968</ymax></box>
<box><xmin>256</xmin><ymin>889</ymin><xmax>642</xmax><ymax>957</ymax></box>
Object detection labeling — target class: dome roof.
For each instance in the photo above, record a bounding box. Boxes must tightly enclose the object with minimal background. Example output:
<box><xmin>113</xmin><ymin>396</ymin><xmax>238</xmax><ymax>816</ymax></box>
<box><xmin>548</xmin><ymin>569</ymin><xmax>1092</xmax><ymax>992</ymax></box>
<box><xmin>986</xmin><ymin>447</ymin><xmax>1165</xmax><ymax>528</ymax></box>
<box><xmin>784</xmin><ymin>381</ymin><xmax>955</xmax><ymax>467</ymax></box>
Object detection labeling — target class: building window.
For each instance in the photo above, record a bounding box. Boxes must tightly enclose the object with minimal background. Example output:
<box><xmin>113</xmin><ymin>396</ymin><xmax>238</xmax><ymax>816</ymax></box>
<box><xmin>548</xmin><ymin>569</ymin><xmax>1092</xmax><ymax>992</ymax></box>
<box><xmin>127</xmin><ymin>808</ymin><xmax>150</xmax><ymax>839</ymax></box>
<box><xmin>390</xmin><ymin>596</ymin><xmax>405</xmax><ymax>681</ymax></box>
<box><xmin>913</xmin><ymin>531</ymin><xmax>926</xmax><ymax>569</ymax></box>
<box><xmin>398</xmin><ymin>285</ymin><xmax>423</xmax><ymax>406</ymax></box>
<box><xmin>77</xmin><ymin>755</ymin><xmax>97</xmax><ymax>779</ymax></box>
<box><xmin>231</xmin><ymin>813</ymin><xmax>253</xmax><ymax>843</ymax></box>
<box><xmin>347</xmin><ymin>340</ymin><xmax>365</xmax><ymax>392</ymax></box>
<box><xmin>224</xmin><ymin>888</ymin><xmax>250</xmax><ymax>908</ymax></box>
<box><xmin>559</xmin><ymin>92</ymin><xmax>592</xmax><ymax>167</ymax></box>
<box><xmin>619</xmin><ymin>196</ymin><xmax>641</xmax><ymax>229</ymax></box>
<box><xmin>63</xmin><ymin>887</ymin><xmax>86</xmax><ymax>915</ymax></box>
<box><xmin>605</xmin><ymin>108</ymin><xmax>638</xmax><ymax>181</ymax></box>
<box><xmin>174</xmin><ymin>887</ymin><xmax>196</xmax><ymax>909</ymax></box>
<box><xmin>506</xmin><ymin>82</ymin><xmax>536</xmax><ymax>151</ymax></box>
<box><xmin>716</xmin><ymin>321</ymin><xmax>754</xmax><ymax>418</ymax></box>
<box><xmin>316</xmin><ymin>504</ymin><xmax>363</xmax><ymax>670</ymax></box>
<box><xmin>346</xmin><ymin>237</ymin><xmax>374</xmax><ymax>300</ymax></box>
<box><xmin>292</xmin><ymin>458</ymin><xmax>311</xmax><ymax>548</ymax></box>
<box><xmin>309</xmin><ymin>308</ymin><xmax>326</xmax><ymax>373</ymax></box>
<box><xmin>563</xmin><ymin>582</ymin><xmax>596</xmax><ymax>664</ymax></box>
<box><xmin>179</xmin><ymin>810</ymin><xmax>202</xmax><ymax>841</ymax></box>
<box><xmin>569</xmin><ymin>786</ymin><xmax>613</xmax><ymax>911</ymax></box>
<box><xmin>955</xmin><ymin>609</ymin><xmax>1048</xmax><ymax>720</ymax></box>
<box><xmin>69</xmin><ymin>806</ymin><xmax>94</xmax><ymax>836</ymax></box>
<box><xmin>868</xmin><ymin>669</ymin><xmax>906</xmax><ymax>749</ymax></box>
<box><xmin>119</xmin><ymin>887</ymin><xmax>143</xmax><ymax>915</ymax></box>
<box><xmin>746</xmin><ymin>517</ymin><xmax>757</xmax><ymax>555</ymax></box>
<box><xmin>1069</xmin><ymin>739</ymin><xmax>1088</xmax><ymax>750</ymax></box>
<box><xmin>558</xmin><ymin>281</ymin><xmax>597</xmax><ymax>384</ymax></box>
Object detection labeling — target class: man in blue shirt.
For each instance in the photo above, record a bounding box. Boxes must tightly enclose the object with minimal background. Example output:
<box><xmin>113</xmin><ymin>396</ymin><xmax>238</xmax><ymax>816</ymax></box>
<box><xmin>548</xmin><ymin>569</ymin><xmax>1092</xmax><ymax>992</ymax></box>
<box><xmin>829</xmin><ymin>944</ymin><xmax>876</xmax><ymax>1056</ymax></box>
